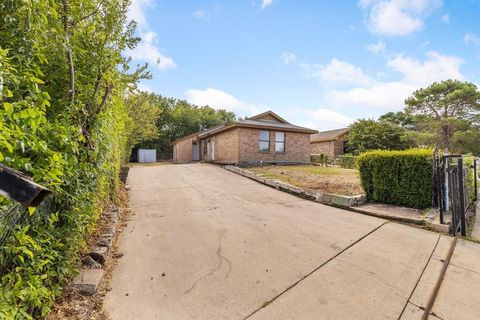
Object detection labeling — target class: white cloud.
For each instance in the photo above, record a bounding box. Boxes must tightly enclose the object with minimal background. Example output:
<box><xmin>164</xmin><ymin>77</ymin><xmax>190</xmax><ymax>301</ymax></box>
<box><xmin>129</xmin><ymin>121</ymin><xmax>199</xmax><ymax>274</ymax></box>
<box><xmin>261</xmin><ymin>0</ymin><xmax>274</xmax><ymax>9</ymax></box>
<box><xmin>128</xmin><ymin>0</ymin><xmax>154</xmax><ymax>29</ymax></box>
<box><xmin>311</xmin><ymin>109</ymin><xmax>355</xmax><ymax>130</ymax></box>
<box><xmin>441</xmin><ymin>13</ymin><xmax>450</xmax><ymax>23</ymax></box>
<box><xmin>387</xmin><ymin>51</ymin><xmax>464</xmax><ymax>85</ymax></box>
<box><xmin>327</xmin><ymin>51</ymin><xmax>464</xmax><ymax>110</ymax></box>
<box><xmin>192</xmin><ymin>4</ymin><xmax>222</xmax><ymax>21</ymax></box>
<box><xmin>185</xmin><ymin>88</ymin><xmax>261</xmax><ymax>116</ymax></box>
<box><xmin>360</xmin><ymin>0</ymin><xmax>442</xmax><ymax>37</ymax></box>
<box><xmin>281</xmin><ymin>52</ymin><xmax>297</xmax><ymax>64</ymax></box>
<box><xmin>126</xmin><ymin>31</ymin><xmax>176</xmax><ymax>70</ymax></box>
<box><xmin>366</xmin><ymin>41</ymin><xmax>386</xmax><ymax>55</ymax></box>
<box><xmin>127</xmin><ymin>0</ymin><xmax>176</xmax><ymax>71</ymax></box>
<box><xmin>464</xmin><ymin>33</ymin><xmax>480</xmax><ymax>47</ymax></box>
<box><xmin>328</xmin><ymin>82</ymin><xmax>417</xmax><ymax>110</ymax></box>
<box><xmin>305</xmin><ymin>59</ymin><xmax>372</xmax><ymax>86</ymax></box>
<box><xmin>193</xmin><ymin>10</ymin><xmax>206</xmax><ymax>19</ymax></box>
<box><xmin>137</xmin><ymin>82</ymin><xmax>154</xmax><ymax>92</ymax></box>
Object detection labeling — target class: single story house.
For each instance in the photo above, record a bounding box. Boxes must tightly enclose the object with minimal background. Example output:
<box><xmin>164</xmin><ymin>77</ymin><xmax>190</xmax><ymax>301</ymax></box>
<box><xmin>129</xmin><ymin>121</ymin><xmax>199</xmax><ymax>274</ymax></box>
<box><xmin>310</xmin><ymin>128</ymin><xmax>349</xmax><ymax>159</ymax></box>
<box><xmin>172</xmin><ymin>111</ymin><xmax>318</xmax><ymax>165</ymax></box>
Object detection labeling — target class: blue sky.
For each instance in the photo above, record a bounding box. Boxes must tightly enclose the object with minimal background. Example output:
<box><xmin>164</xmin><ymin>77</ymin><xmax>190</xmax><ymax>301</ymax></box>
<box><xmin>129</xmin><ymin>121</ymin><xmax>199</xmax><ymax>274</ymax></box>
<box><xmin>127</xmin><ymin>0</ymin><xmax>480</xmax><ymax>130</ymax></box>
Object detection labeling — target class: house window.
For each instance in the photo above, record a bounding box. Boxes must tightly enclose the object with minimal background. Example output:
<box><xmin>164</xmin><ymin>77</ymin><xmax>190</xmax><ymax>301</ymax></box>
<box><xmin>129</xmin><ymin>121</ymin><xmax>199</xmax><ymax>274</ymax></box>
<box><xmin>259</xmin><ymin>130</ymin><xmax>270</xmax><ymax>152</ymax></box>
<box><xmin>203</xmin><ymin>140</ymin><xmax>208</xmax><ymax>155</ymax></box>
<box><xmin>275</xmin><ymin>132</ymin><xmax>285</xmax><ymax>153</ymax></box>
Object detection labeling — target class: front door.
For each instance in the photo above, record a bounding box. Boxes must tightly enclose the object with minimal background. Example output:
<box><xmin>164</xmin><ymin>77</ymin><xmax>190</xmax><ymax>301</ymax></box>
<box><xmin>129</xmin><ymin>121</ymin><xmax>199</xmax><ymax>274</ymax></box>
<box><xmin>210</xmin><ymin>140</ymin><xmax>215</xmax><ymax>161</ymax></box>
<box><xmin>192</xmin><ymin>142</ymin><xmax>200</xmax><ymax>161</ymax></box>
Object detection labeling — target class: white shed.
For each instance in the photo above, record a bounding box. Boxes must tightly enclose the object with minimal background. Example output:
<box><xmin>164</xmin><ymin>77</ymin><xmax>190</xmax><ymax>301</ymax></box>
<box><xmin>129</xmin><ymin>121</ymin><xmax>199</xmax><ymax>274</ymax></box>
<box><xmin>138</xmin><ymin>149</ymin><xmax>157</xmax><ymax>163</ymax></box>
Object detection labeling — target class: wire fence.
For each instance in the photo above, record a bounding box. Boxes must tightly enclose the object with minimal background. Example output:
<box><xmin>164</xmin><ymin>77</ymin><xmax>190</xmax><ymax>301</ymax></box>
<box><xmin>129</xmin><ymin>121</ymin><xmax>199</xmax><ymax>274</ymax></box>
<box><xmin>0</xmin><ymin>195</ymin><xmax>59</xmax><ymax>274</ymax></box>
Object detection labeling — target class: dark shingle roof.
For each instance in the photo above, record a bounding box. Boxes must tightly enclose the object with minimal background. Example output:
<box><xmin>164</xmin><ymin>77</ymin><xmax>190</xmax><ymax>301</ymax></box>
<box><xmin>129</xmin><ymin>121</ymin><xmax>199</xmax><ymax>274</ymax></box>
<box><xmin>310</xmin><ymin>128</ymin><xmax>349</xmax><ymax>142</ymax></box>
<box><xmin>198</xmin><ymin>119</ymin><xmax>317</xmax><ymax>138</ymax></box>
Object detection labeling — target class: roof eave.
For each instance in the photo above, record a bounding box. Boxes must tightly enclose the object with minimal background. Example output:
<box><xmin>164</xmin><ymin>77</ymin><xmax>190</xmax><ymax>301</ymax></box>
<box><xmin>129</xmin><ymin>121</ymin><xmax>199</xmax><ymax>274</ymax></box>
<box><xmin>199</xmin><ymin>123</ymin><xmax>317</xmax><ymax>137</ymax></box>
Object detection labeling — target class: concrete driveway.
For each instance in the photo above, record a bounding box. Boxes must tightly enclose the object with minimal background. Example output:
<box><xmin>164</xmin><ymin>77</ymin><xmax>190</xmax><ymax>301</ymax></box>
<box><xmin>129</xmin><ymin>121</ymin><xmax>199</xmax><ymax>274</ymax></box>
<box><xmin>103</xmin><ymin>164</ymin><xmax>477</xmax><ymax>320</ymax></box>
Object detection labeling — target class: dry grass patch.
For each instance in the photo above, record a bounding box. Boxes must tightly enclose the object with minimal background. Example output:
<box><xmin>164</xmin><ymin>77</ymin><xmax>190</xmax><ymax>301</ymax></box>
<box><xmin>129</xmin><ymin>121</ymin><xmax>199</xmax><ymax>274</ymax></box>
<box><xmin>249</xmin><ymin>165</ymin><xmax>364</xmax><ymax>196</ymax></box>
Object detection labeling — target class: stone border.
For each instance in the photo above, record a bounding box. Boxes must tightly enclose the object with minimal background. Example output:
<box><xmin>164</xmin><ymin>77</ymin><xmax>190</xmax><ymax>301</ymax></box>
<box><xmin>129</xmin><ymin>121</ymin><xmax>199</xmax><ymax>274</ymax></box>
<box><xmin>68</xmin><ymin>205</ymin><xmax>121</xmax><ymax>296</ymax></box>
<box><xmin>224</xmin><ymin>165</ymin><xmax>366</xmax><ymax>208</ymax></box>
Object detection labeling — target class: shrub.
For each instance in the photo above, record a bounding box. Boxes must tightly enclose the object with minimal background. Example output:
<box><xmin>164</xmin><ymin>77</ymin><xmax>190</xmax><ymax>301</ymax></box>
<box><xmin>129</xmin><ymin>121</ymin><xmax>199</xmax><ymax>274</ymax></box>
<box><xmin>357</xmin><ymin>149</ymin><xmax>434</xmax><ymax>209</ymax></box>
<box><xmin>462</xmin><ymin>155</ymin><xmax>476</xmax><ymax>206</ymax></box>
<box><xmin>311</xmin><ymin>154</ymin><xmax>329</xmax><ymax>166</ymax></box>
<box><xmin>336</xmin><ymin>155</ymin><xmax>356</xmax><ymax>169</ymax></box>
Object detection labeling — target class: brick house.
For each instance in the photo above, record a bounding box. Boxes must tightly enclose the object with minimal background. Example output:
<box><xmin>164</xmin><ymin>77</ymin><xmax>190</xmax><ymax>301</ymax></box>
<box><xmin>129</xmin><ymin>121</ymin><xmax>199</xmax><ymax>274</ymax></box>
<box><xmin>310</xmin><ymin>128</ymin><xmax>349</xmax><ymax>159</ymax></box>
<box><xmin>172</xmin><ymin>111</ymin><xmax>317</xmax><ymax>165</ymax></box>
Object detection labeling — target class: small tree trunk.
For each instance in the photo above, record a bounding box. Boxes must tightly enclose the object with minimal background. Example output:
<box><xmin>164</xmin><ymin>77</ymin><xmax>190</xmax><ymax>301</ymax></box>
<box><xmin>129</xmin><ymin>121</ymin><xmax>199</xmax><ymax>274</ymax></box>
<box><xmin>62</xmin><ymin>0</ymin><xmax>75</xmax><ymax>107</ymax></box>
<box><xmin>442</xmin><ymin>125</ymin><xmax>450</xmax><ymax>153</ymax></box>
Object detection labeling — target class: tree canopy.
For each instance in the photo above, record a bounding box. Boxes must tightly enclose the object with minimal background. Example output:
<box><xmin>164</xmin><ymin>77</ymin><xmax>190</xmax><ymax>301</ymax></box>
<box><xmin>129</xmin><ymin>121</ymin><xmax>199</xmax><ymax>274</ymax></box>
<box><xmin>347</xmin><ymin>119</ymin><xmax>408</xmax><ymax>154</ymax></box>
<box><xmin>405</xmin><ymin>80</ymin><xmax>480</xmax><ymax>150</ymax></box>
<box><xmin>132</xmin><ymin>93</ymin><xmax>236</xmax><ymax>158</ymax></box>
<box><xmin>0</xmin><ymin>0</ymin><xmax>148</xmax><ymax>317</ymax></box>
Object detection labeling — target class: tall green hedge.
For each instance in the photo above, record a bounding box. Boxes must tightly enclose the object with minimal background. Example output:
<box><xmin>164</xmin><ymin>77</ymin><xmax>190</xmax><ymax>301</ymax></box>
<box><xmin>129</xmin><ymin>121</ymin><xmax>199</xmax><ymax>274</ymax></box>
<box><xmin>357</xmin><ymin>149</ymin><xmax>434</xmax><ymax>209</ymax></box>
<box><xmin>0</xmin><ymin>1</ymin><xmax>145</xmax><ymax>318</ymax></box>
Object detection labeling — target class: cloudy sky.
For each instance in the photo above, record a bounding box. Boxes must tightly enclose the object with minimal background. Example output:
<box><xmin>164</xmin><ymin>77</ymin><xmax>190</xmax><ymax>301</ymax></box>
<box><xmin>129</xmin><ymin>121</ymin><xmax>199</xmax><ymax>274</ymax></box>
<box><xmin>128</xmin><ymin>0</ymin><xmax>480</xmax><ymax>130</ymax></box>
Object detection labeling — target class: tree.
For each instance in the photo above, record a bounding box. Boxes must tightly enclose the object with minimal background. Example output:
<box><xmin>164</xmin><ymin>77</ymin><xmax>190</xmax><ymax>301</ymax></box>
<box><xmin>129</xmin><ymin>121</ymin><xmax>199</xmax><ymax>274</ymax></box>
<box><xmin>0</xmin><ymin>0</ymin><xmax>148</xmax><ymax>317</ymax></box>
<box><xmin>347</xmin><ymin>119</ymin><xmax>408</xmax><ymax>154</ymax></box>
<box><xmin>125</xmin><ymin>91</ymin><xmax>161</xmax><ymax>155</ymax></box>
<box><xmin>133</xmin><ymin>94</ymin><xmax>236</xmax><ymax>157</ymax></box>
<box><xmin>405</xmin><ymin>80</ymin><xmax>480</xmax><ymax>150</ymax></box>
<box><xmin>378</xmin><ymin>111</ymin><xmax>415</xmax><ymax>128</ymax></box>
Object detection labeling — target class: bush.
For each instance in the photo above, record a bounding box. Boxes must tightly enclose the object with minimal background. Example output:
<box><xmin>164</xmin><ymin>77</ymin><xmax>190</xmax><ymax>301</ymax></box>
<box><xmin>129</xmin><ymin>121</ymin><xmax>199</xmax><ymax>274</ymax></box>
<box><xmin>462</xmin><ymin>155</ymin><xmax>476</xmax><ymax>206</ymax></box>
<box><xmin>0</xmin><ymin>1</ymin><xmax>143</xmax><ymax>318</ymax></box>
<box><xmin>357</xmin><ymin>149</ymin><xmax>434</xmax><ymax>209</ymax></box>
<box><xmin>336</xmin><ymin>155</ymin><xmax>357</xmax><ymax>169</ymax></box>
<box><xmin>310</xmin><ymin>154</ymin><xmax>329</xmax><ymax>166</ymax></box>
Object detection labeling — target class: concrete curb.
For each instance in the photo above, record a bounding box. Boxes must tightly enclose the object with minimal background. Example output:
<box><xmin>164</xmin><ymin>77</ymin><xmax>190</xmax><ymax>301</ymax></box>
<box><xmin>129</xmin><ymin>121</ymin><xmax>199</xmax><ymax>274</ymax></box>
<box><xmin>224</xmin><ymin>165</ymin><xmax>451</xmax><ymax>233</ymax></box>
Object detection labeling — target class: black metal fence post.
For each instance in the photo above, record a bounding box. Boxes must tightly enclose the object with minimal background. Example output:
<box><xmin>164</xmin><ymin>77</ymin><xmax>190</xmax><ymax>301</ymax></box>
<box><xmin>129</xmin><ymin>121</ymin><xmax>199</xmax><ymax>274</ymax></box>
<box><xmin>457</xmin><ymin>157</ymin><xmax>467</xmax><ymax>236</ymax></box>
<box><xmin>474</xmin><ymin>159</ymin><xmax>478</xmax><ymax>202</ymax></box>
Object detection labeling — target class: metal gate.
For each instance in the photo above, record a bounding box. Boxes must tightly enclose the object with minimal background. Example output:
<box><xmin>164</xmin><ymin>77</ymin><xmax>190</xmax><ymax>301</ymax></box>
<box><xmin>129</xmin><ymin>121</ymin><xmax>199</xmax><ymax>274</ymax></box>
<box><xmin>434</xmin><ymin>151</ymin><xmax>478</xmax><ymax>236</ymax></box>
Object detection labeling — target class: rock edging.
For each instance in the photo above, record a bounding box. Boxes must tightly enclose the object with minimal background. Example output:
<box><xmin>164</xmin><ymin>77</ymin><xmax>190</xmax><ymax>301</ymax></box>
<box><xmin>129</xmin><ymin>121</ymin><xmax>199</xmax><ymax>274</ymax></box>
<box><xmin>68</xmin><ymin>205</ymin><xmax>121</xmax><ymax>296</ymax></box>
<box><xmin>224</xmin><ymin>165</ymin><xmax>366</xmax><ymax>208</ymax></box>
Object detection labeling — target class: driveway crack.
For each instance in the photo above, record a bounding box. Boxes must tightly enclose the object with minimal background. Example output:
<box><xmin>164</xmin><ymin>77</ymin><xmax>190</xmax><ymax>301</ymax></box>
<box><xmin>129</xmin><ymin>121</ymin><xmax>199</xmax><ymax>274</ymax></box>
<box><xmin>335</xmin><ymin>257</ymin><xmax>408</xmax><ymax>300</ymax></box>
<box><xmin>184</xmin><ymin>231</ymin><xmax>232</xmax><ymax>294</ymax></box>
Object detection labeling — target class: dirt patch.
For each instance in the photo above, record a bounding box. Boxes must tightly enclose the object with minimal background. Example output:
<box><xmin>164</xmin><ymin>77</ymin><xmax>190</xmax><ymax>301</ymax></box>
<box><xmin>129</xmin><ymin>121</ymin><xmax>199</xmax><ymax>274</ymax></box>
<box><xmin>46</xmin><ymin>184</ymin><xmax>131</xmax><ymax>320</ymax></box>
<box><xmin>249</xmin><ymin>165</ymin><xmax>364</xmax><ymax>196</ymax></box>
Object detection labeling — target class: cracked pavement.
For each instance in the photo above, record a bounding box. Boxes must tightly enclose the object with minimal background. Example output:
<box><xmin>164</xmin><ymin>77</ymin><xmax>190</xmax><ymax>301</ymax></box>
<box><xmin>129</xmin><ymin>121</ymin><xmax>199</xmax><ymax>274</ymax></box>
<box><xmin>104</xmin><ymin>163</ymin><xmax>480</xmax><ymax>320</ymax></box>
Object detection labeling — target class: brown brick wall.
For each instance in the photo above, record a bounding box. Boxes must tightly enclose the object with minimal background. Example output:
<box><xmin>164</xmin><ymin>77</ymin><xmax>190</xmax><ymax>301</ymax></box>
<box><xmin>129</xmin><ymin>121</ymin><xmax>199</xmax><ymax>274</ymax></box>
<box><xmin>173</xmin><ymin>136</ymin><xmax>195</xmax><ymax>163</ymax></box>
<box><xmin>333</xmin><ymin>139</ymin><xmax>345</xmax><ymax>157</ymax></box>
<box><xmin>212</xmin><ymin>128</ymin><xmax>239</xmax><ymax>164</ymax></box>
<box><xmin>310</xmin><ymin>135</ymin><xmax>348</xmax><ymax>159</ymax></box>
<box><xmin>310</xmin><ymin>141</ymin><xmax>335</xmax><ymax>158</ymax></box>
<box><xmin>238</xmin><ymin>128</ymin><xmax>310</xmax><ymax>164</ymax></box>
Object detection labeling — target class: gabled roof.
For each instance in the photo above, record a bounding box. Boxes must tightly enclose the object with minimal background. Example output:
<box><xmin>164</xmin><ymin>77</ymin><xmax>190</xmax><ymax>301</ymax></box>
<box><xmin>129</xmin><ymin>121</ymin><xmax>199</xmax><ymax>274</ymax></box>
<box><xmin>171</xmin><ymin>131</ymin><xmax>200</xmax><ymax>145</ymax></box>
<box><xmin>247</xmin><ymin>110</ymin><xmax>290</xmax><ymax>124</ymax></box>
<box><xmin>197</xmin><ymin>111</ymin><xmax>316</xmax><ymax>138</ymax></box>
<box><xmin>310</xmin><ymin>128</ymin><xmax>349</xmax><ymax>142</ymax></box>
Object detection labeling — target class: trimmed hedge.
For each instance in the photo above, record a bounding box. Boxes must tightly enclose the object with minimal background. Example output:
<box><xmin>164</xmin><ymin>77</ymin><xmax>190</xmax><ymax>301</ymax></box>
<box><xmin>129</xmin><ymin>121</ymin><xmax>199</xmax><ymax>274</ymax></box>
<box><xmin>357</xmin><ymin>149</ymin><xmax>434</xmax><ymax>209</ymax></box>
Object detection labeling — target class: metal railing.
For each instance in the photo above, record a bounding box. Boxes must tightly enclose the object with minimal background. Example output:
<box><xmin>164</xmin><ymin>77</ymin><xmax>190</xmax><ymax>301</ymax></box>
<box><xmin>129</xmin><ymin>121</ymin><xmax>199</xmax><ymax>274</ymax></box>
<box><xmin>433</xmin><ymin>151</ymin><xmax>478</xmax><ymax>236</ymax></box>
